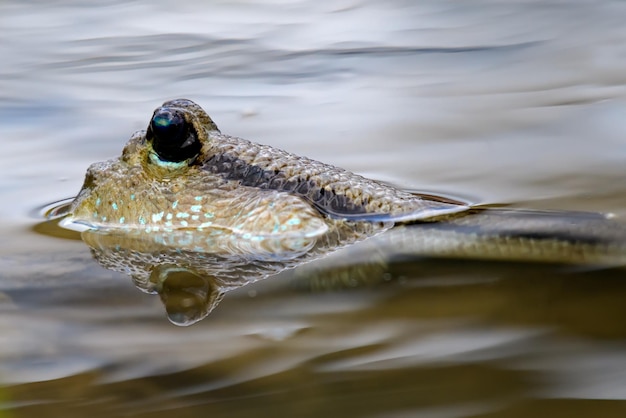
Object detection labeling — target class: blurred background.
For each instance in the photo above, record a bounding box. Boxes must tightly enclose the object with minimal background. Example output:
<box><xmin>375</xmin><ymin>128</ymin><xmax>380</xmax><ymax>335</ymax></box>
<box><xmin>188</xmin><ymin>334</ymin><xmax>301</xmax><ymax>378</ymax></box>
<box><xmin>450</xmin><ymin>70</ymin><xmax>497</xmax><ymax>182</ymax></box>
<box><xmin>2</xmin><ymin>1</ymin><xmax>626</xmax><ymax>417</ymax></box>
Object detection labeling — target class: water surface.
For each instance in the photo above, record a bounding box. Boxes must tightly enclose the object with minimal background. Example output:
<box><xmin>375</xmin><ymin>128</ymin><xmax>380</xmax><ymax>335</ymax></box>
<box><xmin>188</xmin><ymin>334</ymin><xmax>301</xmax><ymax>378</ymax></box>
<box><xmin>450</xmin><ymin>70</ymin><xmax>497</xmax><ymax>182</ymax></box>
<box><xmin>3</xmin><ymin>0</ymin><xmax>626</xmax><ymax>416</ymax></box>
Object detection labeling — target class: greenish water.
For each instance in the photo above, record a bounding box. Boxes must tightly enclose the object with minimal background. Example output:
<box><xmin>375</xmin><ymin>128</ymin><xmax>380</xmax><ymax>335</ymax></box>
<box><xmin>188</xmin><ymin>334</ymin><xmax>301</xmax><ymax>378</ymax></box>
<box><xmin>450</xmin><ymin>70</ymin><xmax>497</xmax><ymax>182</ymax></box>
<box><xmin>3</xmin><ymin>0</ymin><xmax>626</xmax><ymax>416</ymax></box>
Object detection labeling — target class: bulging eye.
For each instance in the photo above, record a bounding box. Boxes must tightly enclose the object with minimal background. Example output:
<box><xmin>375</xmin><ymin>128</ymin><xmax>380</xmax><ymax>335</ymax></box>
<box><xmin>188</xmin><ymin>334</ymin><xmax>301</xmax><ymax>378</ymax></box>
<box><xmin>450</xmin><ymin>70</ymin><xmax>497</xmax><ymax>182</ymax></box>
<box><xmin>148</xmin><ymin>108</ymin><xmax>201</xmax><ymax>163</ymax></box>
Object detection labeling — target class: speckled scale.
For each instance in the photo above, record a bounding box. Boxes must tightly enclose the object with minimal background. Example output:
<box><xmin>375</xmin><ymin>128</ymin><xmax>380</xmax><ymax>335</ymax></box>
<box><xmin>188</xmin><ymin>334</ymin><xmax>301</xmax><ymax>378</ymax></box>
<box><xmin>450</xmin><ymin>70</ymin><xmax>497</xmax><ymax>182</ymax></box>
<box><xmin>202</xmin><ymin>132</ymin><xmax>468</xmax><ymax>222</ymax></box>
<box><xmin>67</xmin><ymin>136</ymin><xmax>330</xmax><ymax>242</ymax></box>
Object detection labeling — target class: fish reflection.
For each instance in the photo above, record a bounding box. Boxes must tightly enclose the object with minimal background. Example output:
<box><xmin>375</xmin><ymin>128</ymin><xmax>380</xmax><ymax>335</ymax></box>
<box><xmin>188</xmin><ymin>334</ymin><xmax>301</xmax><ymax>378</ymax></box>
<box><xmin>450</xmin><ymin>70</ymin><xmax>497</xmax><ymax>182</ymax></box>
<box><xmin>80</xmin><ymin>219</ymin><xmax>383</xmax><ymax>325</ymax></box>
<box><xmin>74</xmin><ymin>207</ymin><xmax>626</xmax><ymax>326</ymax></box>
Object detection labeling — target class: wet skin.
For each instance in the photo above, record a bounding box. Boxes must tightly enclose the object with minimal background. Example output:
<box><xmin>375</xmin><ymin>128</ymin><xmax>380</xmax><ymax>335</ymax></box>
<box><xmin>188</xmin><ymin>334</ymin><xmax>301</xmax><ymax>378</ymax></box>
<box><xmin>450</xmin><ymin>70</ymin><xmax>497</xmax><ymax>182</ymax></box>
<box><xmin>68</xmin><ymin>99</ymin><xmax>626</xmax><ymax>262</ymax></box>
<box><xmin>68</xmin><ymin>99</ymin><xmax>467</xmax><ymax>246</ymax></box>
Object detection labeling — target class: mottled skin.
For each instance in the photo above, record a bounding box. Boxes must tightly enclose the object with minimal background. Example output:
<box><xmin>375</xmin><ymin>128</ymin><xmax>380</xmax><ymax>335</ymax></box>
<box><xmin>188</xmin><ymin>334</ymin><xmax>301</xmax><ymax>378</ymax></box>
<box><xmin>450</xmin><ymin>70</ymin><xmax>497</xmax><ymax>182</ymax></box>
<box><xmin>68</xmin><ymin>99</ymin><xmax>467</xmax><ymax>254</ymax></box>
<box><xmin>68</xmin><ymin>99</ymin><xmax>626</xmax><ymax>258</ymax></box>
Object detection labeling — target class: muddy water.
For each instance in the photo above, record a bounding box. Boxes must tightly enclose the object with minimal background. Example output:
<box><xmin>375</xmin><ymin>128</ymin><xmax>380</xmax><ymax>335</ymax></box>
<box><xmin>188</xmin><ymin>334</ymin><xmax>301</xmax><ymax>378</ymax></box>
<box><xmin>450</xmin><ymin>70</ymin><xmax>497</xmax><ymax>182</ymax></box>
<box><xmin>3</xmin><ymin>1</ymin><xmax>626</xmax><ymax>416</ymax></box>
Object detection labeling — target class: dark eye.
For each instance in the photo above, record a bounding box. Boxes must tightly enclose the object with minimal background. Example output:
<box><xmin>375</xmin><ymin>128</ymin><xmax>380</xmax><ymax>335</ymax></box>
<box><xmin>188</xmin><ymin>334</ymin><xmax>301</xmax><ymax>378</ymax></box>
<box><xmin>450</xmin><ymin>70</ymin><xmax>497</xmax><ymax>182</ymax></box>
<box><xmin>148</xmin><ymin>108</ymin><xmax>201</xmax><ymax>163</ymax></box>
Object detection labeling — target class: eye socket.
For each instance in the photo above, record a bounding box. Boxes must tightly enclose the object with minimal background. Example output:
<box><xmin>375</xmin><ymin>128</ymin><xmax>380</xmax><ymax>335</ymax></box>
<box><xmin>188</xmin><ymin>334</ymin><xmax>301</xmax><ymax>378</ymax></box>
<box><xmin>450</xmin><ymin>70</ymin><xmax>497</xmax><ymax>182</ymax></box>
<box><xmin>148</xmin><ymin>108</ymin><xmax>201</xmax><ymax>163</ymax></box>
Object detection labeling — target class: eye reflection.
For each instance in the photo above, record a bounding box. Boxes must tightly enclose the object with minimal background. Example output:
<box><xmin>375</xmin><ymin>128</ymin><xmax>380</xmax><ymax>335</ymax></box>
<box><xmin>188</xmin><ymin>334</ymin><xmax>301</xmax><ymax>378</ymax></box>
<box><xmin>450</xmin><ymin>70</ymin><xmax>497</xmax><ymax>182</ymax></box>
<box><xmin>149</xmin><ymin>265</ymin><xmax>223</xmax><ymax>326</ymax></box>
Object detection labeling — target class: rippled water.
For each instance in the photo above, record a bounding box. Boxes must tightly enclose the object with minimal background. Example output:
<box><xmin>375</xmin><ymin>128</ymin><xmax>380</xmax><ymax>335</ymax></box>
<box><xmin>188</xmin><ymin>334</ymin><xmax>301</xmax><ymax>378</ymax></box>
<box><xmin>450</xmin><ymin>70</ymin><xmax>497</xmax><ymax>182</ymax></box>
<box><xmin>3</xmin><ymin>0</ymin><xmax>626</xmax><ymax>416</ymax></box>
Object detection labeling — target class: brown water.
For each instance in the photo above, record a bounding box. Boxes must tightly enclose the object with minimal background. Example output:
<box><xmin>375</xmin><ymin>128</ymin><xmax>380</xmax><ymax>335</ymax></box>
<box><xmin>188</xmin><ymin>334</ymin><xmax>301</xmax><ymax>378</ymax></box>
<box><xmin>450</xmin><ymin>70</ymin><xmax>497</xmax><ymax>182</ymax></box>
<box><xmin>3</xmin><ymin>1</ymin><xmax>626</xmax><ymax>416</ymax></box>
